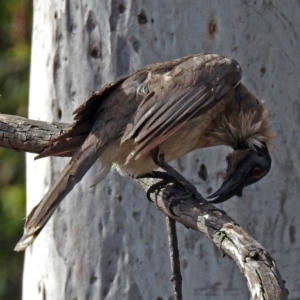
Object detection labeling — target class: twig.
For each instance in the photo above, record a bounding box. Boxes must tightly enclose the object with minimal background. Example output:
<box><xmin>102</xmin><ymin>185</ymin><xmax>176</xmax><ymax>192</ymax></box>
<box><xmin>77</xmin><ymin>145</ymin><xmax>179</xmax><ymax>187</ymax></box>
<box><xmin>166</xmin><ymin>217</ymin><xmax>182</xmax><ymax>300</ymax></box>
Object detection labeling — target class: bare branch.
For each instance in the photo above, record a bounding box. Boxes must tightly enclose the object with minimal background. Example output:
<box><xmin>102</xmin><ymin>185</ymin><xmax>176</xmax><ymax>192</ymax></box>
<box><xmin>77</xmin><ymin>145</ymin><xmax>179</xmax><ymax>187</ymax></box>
<box><xmin>0</xmin><ymin>113</ymin><xmax>288</xmax><ymax>299</ymax></box>
<box><xmin>0</xmin><ymin>114</ymin><xmax>69</xmax><ymax>155</ymax></box>
<box><xmin>166</xmin><ymin>217</ymin><xmax>182</xmax><ymax>300</ymax></box>
<box><xmin>137</xmin><ymin>179</ymin><xmax>288</xmax><ymax>300</ymax></box>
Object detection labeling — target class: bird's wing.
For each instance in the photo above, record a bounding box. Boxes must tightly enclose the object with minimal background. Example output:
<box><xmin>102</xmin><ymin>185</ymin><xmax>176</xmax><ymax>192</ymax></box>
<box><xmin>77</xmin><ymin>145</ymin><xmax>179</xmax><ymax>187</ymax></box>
<box><xmin>122</xmin><ymin>54</ymin><xmax>242</xmax><ymax>163</ymax></box>
<box><xmin>35</xmin><ymin>76</ymin><xmax>129</xmax><ymax>159</ymax></box>
<box><xmin>34</xmin><ymin>56</ymin><xmax>192</xmax><ymax>159</ymax></box>
<box><xmin>15</xmin><ymin>133</ymin><xmax>109</xmax><ymax>251</ymax></box>
<box><xmin>15</xmin><ymin>54</ymin><xmax>242</xmax><ymax>251</ymax></box>
<box><xmin>15</xmin><ymin>77</ymin><xmax>134</xmax><ymax>251</ymax></box>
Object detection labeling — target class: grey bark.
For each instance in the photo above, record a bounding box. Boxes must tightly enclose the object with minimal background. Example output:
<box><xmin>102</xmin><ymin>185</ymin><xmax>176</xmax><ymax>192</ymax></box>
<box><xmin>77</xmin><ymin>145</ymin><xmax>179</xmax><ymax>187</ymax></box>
<box><xmin>21</xmin><ymin>0</ymin><xmax>299</xmax><ymax>299</ymax></box>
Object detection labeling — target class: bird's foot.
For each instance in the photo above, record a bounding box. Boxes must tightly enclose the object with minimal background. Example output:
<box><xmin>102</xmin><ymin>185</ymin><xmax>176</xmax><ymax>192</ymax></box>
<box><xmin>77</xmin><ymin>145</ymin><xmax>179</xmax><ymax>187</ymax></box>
<box><xmin>137</xmin><ymin>148</ymin><xmax>202</xmax><ymax>215</ymax></box>
<box><xmin>136</xmin><ymin>171</ymin><xmax>182</xmax><ymax>215</ymax></box>
<box><xmin>151</xmin><ymin>151</ymin><xmax>198</xmax><ymax>195</ymax></box>
<box><xmin>137</xmin><ymin>171</ymin><xmax>176</xmax><ymax>202</ymax></box>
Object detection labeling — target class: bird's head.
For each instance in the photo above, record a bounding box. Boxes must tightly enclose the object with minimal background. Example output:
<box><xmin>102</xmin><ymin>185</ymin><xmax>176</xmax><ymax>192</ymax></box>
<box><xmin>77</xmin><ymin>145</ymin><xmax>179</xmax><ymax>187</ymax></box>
<box><xmin>208</xmin><ymin>145</ymin><xmax>271</xmax><ymax>203</ymax></box>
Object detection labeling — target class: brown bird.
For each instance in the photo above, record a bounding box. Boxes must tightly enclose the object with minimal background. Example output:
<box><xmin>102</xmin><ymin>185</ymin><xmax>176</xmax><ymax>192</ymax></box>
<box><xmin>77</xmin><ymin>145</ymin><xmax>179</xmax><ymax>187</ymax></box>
<box><xmin>15</xmin><ymin>53</ymin><xmax>273</xmax><ymax>251</ymax></box>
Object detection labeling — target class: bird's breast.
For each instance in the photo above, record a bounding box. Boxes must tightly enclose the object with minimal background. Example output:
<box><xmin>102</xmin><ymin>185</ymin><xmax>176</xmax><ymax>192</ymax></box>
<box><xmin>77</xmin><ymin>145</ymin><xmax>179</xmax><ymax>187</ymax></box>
<box><xmin>106</xmin><ymin>114</ymin><xmax>214</xmax><ymax>178</ymax></box>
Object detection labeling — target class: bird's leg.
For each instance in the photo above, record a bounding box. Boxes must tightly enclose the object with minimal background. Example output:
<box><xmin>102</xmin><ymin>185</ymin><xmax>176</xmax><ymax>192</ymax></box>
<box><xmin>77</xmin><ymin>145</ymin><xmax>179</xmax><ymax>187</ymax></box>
<box><xmin>137</xmin><ymin>171</ymin><xmax>175</xmax><ymax>202</ymax></box>
<box><xmin>145</xmin><ymin>178</ymin><xmax>170</xmax><ymax>203</ymax></box>
<box><xmin>151</xmin><ymin>149</ymin><xmax>197</xmax><ymax>194</ymax></box>
<box><xmin>137</xmin><ymin>149</ymin><xmax>200</xmax><ymax>213</ymax></box>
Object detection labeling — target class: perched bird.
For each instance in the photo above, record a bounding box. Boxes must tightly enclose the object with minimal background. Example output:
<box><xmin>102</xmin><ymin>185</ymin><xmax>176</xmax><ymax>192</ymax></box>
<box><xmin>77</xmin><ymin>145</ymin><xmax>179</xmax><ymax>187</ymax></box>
<box><xmin>15</xmin><ymin>53</ymin><xmax>273</xmax><ymax>251</ymax></box>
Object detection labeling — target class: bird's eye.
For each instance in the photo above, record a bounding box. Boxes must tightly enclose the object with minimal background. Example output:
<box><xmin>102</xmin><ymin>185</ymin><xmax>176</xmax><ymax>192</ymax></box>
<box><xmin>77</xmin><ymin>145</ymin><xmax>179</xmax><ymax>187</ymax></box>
<box><xmin>251</xmin><ymin>166</ymin><xmax>265</xmax><ymax>177</ymax></box>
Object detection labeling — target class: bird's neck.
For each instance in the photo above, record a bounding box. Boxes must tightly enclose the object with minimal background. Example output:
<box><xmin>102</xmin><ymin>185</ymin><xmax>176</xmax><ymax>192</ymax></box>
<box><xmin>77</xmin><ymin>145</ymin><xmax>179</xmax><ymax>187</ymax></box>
<box><xmin>206</xmin><ymin>86</ymin><xmax>274</xmax><ymax>150</ymax></box>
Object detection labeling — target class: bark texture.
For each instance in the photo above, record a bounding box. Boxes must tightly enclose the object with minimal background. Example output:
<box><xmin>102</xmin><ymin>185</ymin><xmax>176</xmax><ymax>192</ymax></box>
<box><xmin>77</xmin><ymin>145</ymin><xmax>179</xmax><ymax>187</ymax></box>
<box><xmin>21</xmin><ymin>0</ymin><xmax>299</xmax><ymax>299</ymax></box>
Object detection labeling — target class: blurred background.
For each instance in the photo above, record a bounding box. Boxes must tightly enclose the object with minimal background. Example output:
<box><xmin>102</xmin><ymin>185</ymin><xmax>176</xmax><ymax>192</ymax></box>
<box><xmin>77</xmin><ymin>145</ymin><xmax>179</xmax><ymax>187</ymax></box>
<box><xmin>0</xmin><ymin>0</ymin><xmax>32</xmax><ymax>299</ymax></box>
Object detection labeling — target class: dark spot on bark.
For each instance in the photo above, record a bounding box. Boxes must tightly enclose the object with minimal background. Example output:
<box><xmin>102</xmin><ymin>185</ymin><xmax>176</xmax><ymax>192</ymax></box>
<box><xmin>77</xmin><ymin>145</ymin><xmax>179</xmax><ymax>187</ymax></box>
<box><xmin>157</xmin><ymin>297</ymin><xmax>163</xmax><ymax>300</ymax></box>
<box><xmin>70</xmin><ymin>89</ymin><xmax>76</xmax><ymax>100</ymax></box>
<box><xmin>151</xmin><ymin>18</ymin><xmax>154</xmax><ymax>23</ymax></box>
<box><xmin>98</xmin><ymin>222</ymin><xmax>103</xmax><ymax>233</ymax></box>
<box><xmin>116</xmin><ymin>36</ymin><xmax>130</xmax><ymax>77</ymax></box>
<box><xmin>86</xmin><ymin>10</ymin><xmax>97</xmax><ymax>32</ymax></box>
<box><xmin>208</xmin><ymin>20</ymin><xmax>217</xmax><ymax>37</ymax></box>
<box><xmin>182</xmin><ymin>258</ymin><xmax>188</xmax><ymax>269</ymax></box>
<box><xmin>116</xmin><ymin>194</ymin><xmax>122</xmax><ymax>202</ymax></box>
<box><xmin>86</xmin><ymin>11</ymin><xmax>102</xmax><ymax>64</ymax></box>
<box><xmin>42</xmin><ymin>286</ymin><xmax>46</xmax><ymax>300</ymax></box>
<box><xmin>55</xmin><ymin>31</ymin><xmax>63</xmax><ymax>42</ymax></box>
<box><xmin>289</xmin><ymin>224</ymin><xmax>296</xmax><ymax>244</ymax></box>
<box><xmin>53</xmin><ymin>53</ymin><xmax>61</xmax><ymax>73</ymax></box>
<box><xmin>132</xmin><ymin>211</ymin><xmax>141</xmax><ymax>222</ymax></box>
<box><xmin>38</xmin><ymin>284</ymin><xmax>47</xmax><ymax>300</ymax></box>
<box><xmin>53</xmin><ymin>52</ymin><xmax>61</xmax><ymax>99</ymax></box>
<box><xmin>91</xmin><ymin>46</ymin><xmax>101</xmax><ymax>58</ymax></box>
<box><xmin>260</xmin><ymin>66</ymin><xmax>266</xmax><ymax>77</ymax></box>
<box><xmin>65</xmin><ymin>0</ymin><xmax>75</xmax><ymax>32</ymax></box>
<box><xmin>138</xmin><ymin>10</ymin><xmax>148</xmax><ymax>24</ymax></box>
<box><xmin>102</xmin><ymin>287</ymin><xmax>109</xmax><ymax>298</ymax></box>
<box><xmin>54</xmin><ymin>12</ymin><xmax>57</xmax><ymax>19</ymax></box>
<box><xmin>109</xmin><ymin>1</ymin><xmax>119</xmax><ymax>31</ymax></box>
<box><xmin>57</xmin><ymin>107</ymin><xmax>62</xmax><ymax>120</ymax></box>
<box><xmin>207</xmin><ymin>187</ymin><xmax>213</xmax><ymax>194</ymax></box>
<box><xmin>107</xmin><ymin>186</ymin><xmax>112</xmax><ymax>195</ymax></box>
<box><xmin>119</xmin><ymin>3</ymin><xmax>126</xmax><ymax>13</ymax></box>
<box><xmin>90</xmin><ymin>274</ymin><xmax>98</xmax><ymax>284</ymax></box>
<box><xmin>198</xmin><ymin>163</ymin><xmax>208</xmax><ymax>181</ymax></box>
<box><xmin>130</xmin><ymin>36</ymin><xmax>140</xmax><ymax>53</ymax></box>
<box><xmin>280</xmin><ymin>192</ymin><xmax>287</xmax><ymax>214</ymax></box>
<box><xmin>61</xmin><ymin>221</ymin><xmax>68</xmax><ymax>233</ymax></box>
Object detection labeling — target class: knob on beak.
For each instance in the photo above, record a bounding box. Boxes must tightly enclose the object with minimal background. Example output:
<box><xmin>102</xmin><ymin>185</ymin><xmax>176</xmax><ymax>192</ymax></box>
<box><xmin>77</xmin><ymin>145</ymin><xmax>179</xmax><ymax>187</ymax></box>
<box><xmin>208</xmin><ymin>146</ymin><xmax>271</xmax><ymax>204</ymax></box>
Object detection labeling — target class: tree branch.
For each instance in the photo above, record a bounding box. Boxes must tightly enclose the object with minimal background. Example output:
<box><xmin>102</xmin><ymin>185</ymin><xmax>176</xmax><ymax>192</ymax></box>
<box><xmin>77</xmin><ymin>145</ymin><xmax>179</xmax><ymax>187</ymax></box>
<box><xmin>137</xmin><ymin>179</ymin><xmax>288</xmax><ymax>300</ymax></box>
<box><xmin>166</xmin><ymin>217</ymin><xmax>182</xmax><ymax>300</ymax></box>
<box><xmin>0</xmin><ymin>113</ymin><xmax>288</xmax><ymax>299</ymax></box>
<box><xmin>0</xmin><ymin>114</ymin><xmax>69</xmax><ymax>156</ymax></box>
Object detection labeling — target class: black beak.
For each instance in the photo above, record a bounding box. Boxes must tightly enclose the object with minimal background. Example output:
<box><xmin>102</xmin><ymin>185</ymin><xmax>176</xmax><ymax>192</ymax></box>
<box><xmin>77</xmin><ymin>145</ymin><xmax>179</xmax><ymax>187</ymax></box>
<box><xmin>208</xmin><ymin>146</ymin><xmax>271</xmax><ymax>204</ymax></box>
<box><xmin>207</xmin><ymin>166</ymin><xmax>247</xmax><ymax>203</ymax></box>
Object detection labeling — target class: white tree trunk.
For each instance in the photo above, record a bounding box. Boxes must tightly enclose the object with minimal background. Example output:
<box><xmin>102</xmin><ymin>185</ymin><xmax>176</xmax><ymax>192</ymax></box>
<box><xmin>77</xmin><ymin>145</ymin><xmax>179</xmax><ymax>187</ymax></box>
<box><xmin>23</xmin><ymin>0</ymin><xmax>299</xmax><ymax>299</ymax></box>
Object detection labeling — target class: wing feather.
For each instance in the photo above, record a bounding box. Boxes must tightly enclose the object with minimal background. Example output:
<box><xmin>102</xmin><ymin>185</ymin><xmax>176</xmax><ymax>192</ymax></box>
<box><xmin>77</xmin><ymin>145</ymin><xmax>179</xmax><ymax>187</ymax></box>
<box><xmin>123</xmin><ymin>54</ymin><xmax>242</xmax><ymax>163</ymax></box>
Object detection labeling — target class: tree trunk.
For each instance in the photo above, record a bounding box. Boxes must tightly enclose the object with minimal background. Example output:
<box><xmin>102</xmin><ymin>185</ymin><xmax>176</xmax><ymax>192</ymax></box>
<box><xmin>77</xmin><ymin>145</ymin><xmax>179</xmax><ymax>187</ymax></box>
<box><xmin>23</xmin><ymin>1</ymin><xmax>299</xmax><ymax>299</ymax></box>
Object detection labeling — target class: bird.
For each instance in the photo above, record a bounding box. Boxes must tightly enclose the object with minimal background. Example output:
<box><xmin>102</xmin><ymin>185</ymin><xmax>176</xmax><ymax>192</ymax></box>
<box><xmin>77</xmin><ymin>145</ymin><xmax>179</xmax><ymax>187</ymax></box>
<box><xmin>14</xmin><ymin>53</ymin><xmax>273</xmax><ymax>251</ymax></box>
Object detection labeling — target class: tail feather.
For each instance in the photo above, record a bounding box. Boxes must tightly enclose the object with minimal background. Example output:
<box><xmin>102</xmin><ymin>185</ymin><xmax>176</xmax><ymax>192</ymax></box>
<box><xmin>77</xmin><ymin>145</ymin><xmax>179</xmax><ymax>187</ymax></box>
<box><xmin>15</xmin><ymin>134</ymin><xmax>108</xmax><ymax>251</ymax></box>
